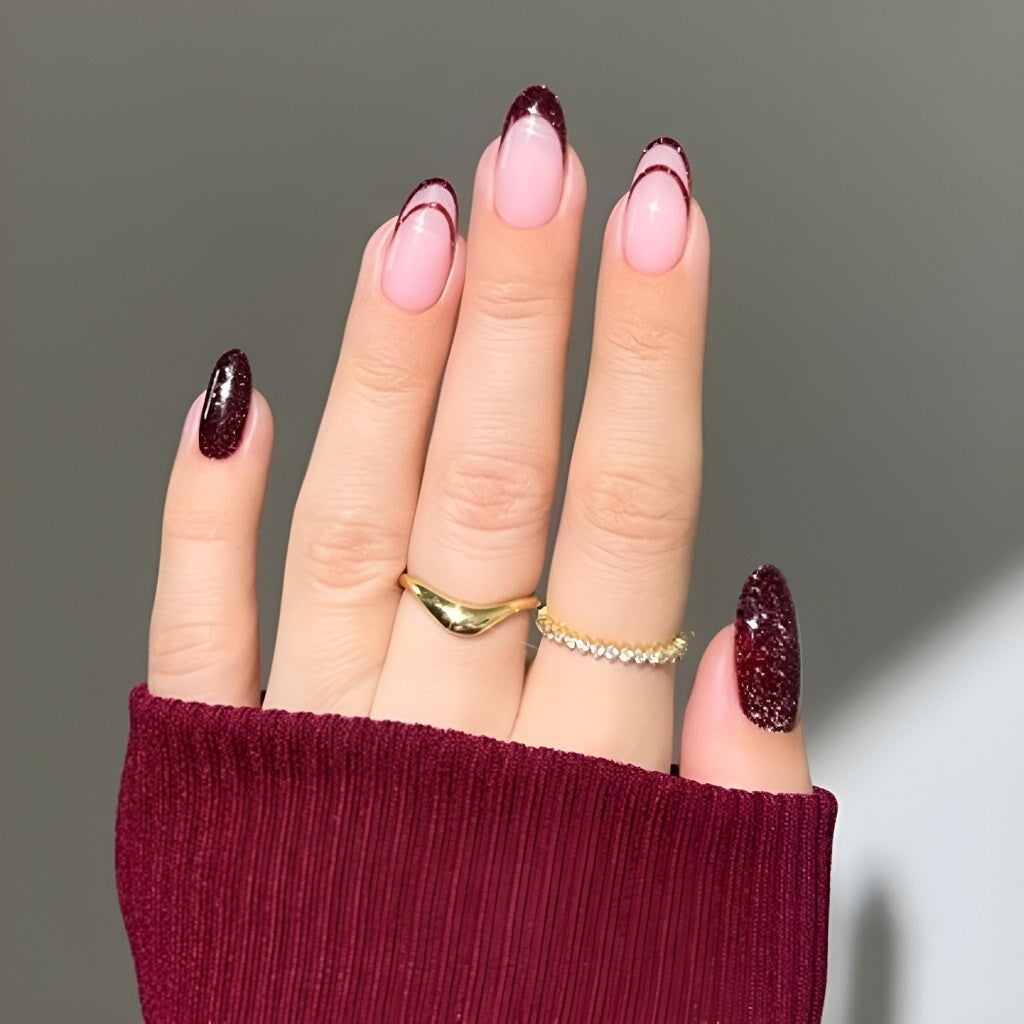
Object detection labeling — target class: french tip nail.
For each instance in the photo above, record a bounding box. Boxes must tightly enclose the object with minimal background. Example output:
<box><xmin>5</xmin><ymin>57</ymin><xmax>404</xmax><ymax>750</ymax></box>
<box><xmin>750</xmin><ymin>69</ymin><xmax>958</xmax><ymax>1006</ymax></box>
<box><xmin>638</xmin><ymin>136</ymin><xmax>692</xmax><ymax>190</ymax></box>
<box><xmin>198</xmin><ymin>348</ymin><xmax>252</xmax><ymax>459</ymax></box>
<box><xmin>501</xmin><ymin>84</ymin><xmax>567</xmax><ymax>154</ymax></box>
<box><xmin>398</xmin><ymin>177</ymin><xmax>459</xmax><ymax>232</ymax></box>
<box><xmin>629</xmin><ymin>163</ymin><xmax>691</xmax><ymax>211</ymax></box>
<box><xmin>734</xmin><ymin>563</ymin><xmax>801</xmax><ymax>733</ymax></box>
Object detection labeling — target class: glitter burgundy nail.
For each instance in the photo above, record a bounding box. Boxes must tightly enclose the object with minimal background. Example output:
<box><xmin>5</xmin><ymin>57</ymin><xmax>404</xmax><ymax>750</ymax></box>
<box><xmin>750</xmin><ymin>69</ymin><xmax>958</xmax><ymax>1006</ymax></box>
<box><xmin>734</xmin><ymin>564</ymin><xmax>801</xmax><ymax>733</ymax></box>
<box><xmin>199</xmin><ymin>349</ymin><xmax>252</xmax><ymax>459</ymax></box>
<box><xmin>501</xmin><ymin>84</ymin><xmax>567</xmax><ymax>154</ymax></box>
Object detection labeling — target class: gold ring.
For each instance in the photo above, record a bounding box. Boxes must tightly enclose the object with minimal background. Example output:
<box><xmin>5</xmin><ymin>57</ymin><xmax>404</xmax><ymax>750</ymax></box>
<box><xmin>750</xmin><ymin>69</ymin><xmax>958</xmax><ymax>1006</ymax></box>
<box><xmin>535</xmin><ymin>606</ymin><xmax>688</xmax><ymax>665</ymax></box>
<box><xmin>398</xmin><ymin>573</ymin><xmax>540</xmax><ymax>636</ymax></box>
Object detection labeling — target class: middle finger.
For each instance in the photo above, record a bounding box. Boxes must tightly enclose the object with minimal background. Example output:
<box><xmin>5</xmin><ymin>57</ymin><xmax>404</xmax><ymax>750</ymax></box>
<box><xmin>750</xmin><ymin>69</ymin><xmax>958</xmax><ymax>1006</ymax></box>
<box><xmin>374</xmin><ymin>87</ymin><xmax>586</xmax><ymax>736</ymax></box>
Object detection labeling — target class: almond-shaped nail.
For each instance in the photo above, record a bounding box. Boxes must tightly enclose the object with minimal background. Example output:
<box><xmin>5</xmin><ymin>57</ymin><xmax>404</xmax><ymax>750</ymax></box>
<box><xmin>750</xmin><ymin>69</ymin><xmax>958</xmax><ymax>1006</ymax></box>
<box><xmin>199</xmin><ymin>349</ymin><xmax>252</xmax><ymax>459</ymax></box>
<box><xmin>622</xmin><ymin>137</ymin><xmax>691</xmax><ymax>275</ymax></box>
<box><xmin>381</xmin><ymin>178</ymin><xmax>458</xmax><ymax>314</ymax></box>
<box><xmin>734</xmin><ymin>564</ymin><xmax>801</xmax><ymax>732</ymax></box>
<box><xmin>494</xmin><ymin>84</ymin><xmax>567</xmax><ymax>229</ymax></box>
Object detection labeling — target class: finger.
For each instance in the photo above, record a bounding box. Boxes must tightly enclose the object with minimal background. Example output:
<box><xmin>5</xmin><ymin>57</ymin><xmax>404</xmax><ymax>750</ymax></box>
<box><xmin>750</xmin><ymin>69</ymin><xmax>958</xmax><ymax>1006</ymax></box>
<box><xmin>374</xmin><ymin>87</ymin><xmax>585</xmax><ymax>736</ymax></box>
<box><xmin>264</xmin><ymin>180</ymin><xmax>464</xmax><ymax>714</ymax></box>
<box><xmin>679</xmin><ymin>566</ymin><xmax>813</xmax><ymax>793</ymax></box>
<box><xmin>149</xmin><ymin>350</ymin><xmax>271</xmax><ymax>707</ymax></box>
<box><xmin>515</xmin><ymin>138</ymin><xmax>707</xmax><ymax>770</ymax></box>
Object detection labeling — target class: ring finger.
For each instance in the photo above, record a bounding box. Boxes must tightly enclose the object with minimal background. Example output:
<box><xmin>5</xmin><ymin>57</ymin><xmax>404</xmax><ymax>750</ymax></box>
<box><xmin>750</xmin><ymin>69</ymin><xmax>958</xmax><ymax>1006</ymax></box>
<box><xmin>514</xmin><ymin>139</ymin><xmax>710</xmax><ymax>771</ymax></box>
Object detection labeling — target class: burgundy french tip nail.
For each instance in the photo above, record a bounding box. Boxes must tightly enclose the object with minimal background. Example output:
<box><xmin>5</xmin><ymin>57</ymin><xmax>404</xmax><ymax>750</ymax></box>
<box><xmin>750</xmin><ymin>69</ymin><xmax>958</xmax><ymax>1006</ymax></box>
<box><xmin>734</xmin><ymin>564</ymin><xmax>801</xmax><ymax>733</ymax></box>
<box><xmin>397</xmin><ymin>177</ymin><xmax>459</xmax><ymax>239</ymax></box>
<box><xmin>629</xmin><ymin>164</ymin><xmax>691</xmax><ymax>210</ymax></box>
<box><xmin>501</xmin><ymin>84</ymin><xmax>567</xmax><ymax>154</ymax></box>
<box><xmin>638</xmin><ymin>136</ymin><xmax>692</xmax><ymax>190</ymax></box>
<box><xmin>199</xmin><ymin>349</ymin><xmax>252</xmax><ymax>459</ymax></box>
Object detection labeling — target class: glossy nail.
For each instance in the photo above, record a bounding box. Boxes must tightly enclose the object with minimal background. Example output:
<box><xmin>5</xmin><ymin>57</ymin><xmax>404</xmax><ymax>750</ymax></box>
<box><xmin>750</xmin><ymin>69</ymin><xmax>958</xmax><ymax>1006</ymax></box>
<box><xmin>622</xmin><ymin>137</ymin><xmax>691</xmax><ymax>275</ymax></box>
<box><xmin>494</xmin><ymin>84</ymin><xmax>566</xmax><ymax>229</ymax></box>
<box><xmin>199</xmin><ymin>349</ymin><xmax>252</xmax><ymax>459</ymax></box>
<box><xmin>734</xmin><ymin>564</ymin><xmax>801</xmax><ymax>732</ymax></box>
<box><xmin>381</xmin><ymin>178</ymin><xmax>458</xmax><ymax>314</ymax></box>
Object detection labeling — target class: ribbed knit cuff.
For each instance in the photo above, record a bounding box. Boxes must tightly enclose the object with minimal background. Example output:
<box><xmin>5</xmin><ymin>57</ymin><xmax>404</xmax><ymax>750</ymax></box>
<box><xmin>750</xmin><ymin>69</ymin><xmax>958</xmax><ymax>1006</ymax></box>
<box><xmin>116</xmin><ymin>684</ymin><xmax>837</xmax><ymax>1024</ymax></box>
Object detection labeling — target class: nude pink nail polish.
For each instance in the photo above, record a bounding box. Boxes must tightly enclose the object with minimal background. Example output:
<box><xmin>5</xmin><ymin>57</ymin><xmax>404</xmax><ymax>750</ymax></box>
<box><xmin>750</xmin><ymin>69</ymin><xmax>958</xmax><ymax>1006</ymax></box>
<box><xmin>622</xmin><ymin>137</ymin><xmax>691</xmax><ymax>275</ymax></box>
<box><xmin>494</xmin><ymin>85</ymin><xmax>567</xmax><ymax>229</ymax></box>
<box><xmin>734</xmin><ymin>564</ymin><xmax>801</xmax><ymax>733</ymax></box>
<box><xmin>381</xmin><ymin>178</ymin><xmax>458</xmax><ymax>313</ymax></box>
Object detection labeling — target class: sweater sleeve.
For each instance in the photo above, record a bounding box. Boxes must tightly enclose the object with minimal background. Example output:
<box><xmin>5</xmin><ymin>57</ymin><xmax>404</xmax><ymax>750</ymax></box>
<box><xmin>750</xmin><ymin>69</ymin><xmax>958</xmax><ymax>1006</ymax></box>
<box><xmin>115</xmin><ymin>684</ymin><xmax>837</xmax><ymax>1023</ymax></box>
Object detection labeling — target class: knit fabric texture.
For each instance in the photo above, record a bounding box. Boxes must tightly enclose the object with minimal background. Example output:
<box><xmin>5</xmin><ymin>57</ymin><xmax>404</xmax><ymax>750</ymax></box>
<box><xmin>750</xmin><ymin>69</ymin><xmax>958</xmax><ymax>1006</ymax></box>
<box><xmin>116</xmin><ymin>684</ymin><xmax>838</xmax><ymax>1023</ymax></box>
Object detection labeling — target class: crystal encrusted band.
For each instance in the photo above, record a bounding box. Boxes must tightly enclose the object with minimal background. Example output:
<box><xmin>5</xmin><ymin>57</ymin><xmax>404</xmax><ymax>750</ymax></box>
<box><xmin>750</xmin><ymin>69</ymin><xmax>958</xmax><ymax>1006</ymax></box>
<box><xmin>535</xmin><ymin>607</ymin><xmax>688</xmax><ymax>665</ymax></box>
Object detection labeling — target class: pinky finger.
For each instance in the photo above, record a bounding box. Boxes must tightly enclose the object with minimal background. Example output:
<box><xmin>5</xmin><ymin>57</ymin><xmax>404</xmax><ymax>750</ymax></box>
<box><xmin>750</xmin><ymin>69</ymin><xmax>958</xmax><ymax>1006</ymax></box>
<box><xmin>148</xmin><ymin>349</ymin><xmax>272</xmax><ymax>707</ymax></box>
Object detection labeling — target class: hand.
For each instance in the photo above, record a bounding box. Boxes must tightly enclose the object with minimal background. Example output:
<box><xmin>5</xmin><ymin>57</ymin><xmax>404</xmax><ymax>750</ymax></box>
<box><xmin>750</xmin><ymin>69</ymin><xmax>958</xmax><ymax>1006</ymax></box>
<box><xmin>147</xmin><ymin>84</ymin><xmax>811</xmax><ymax>794</ymax></box>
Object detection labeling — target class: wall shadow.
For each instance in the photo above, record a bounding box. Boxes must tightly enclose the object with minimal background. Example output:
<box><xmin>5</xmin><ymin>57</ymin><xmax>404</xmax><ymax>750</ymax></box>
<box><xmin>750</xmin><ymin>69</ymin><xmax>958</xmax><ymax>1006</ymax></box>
<box><xmin>846</xmin><ymin>881</ymin><xmax>898</xmax><ymax>1024</ymax></box>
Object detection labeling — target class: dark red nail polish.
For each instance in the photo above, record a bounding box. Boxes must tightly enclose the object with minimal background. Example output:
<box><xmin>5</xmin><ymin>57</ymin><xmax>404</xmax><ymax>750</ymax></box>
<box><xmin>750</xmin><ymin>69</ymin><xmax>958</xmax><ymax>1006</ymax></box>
<box><xmin>501</xmin><ymin>84</ymin><xmax>567</xmax><ymax>154</ymax></box>
<box><xmin>734</xmin><ymin>564</ymin><xmax>801</xmax><ymax>733</ymax></box>
<box><xmin>199</xmin><ymin>349</ymin><xmax>252</xmax><ymax>459</ymax></box>
<box><xmin>395</xmin><ymin>178</ymin><xmax>459</xmax><ymax>253</ymax></box>
<box><xmin>398</xmin><ymin>177</ymin><xmax>459</xmax><ymax>228</ymax></box>
<box><xmin>638</xmin><ymin>136</ymin><xmax>692</xmax><ymax>190</ymax></box>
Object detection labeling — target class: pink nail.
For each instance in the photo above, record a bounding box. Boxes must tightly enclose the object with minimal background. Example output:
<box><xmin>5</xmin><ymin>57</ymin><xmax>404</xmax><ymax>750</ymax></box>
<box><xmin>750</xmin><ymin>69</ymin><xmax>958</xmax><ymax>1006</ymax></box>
<box><xmin>494</xmin><ymin>85</ymin><xmax>567</xmax><ymax>229</ymax></box>
<box><xmin>381</xmin><ymin>179</ymin><xmax>458</xmax><ymax>313</ymax></box>
<box><xmin>622</xmin><ymin>139</ymin><xmax>691</xmax><ymax>276</ymax></box>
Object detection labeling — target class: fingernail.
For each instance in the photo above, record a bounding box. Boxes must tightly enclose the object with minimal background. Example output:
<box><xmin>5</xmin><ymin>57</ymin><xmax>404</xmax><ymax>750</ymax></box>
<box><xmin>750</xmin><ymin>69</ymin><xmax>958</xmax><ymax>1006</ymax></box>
<box><xmin>634</xmin><ymin>136</ymin><xmax>692</xmax><ymax>192</ymax></box>
<box><xmin>622</xmin><ymin>136</ymin><xmax>691</xmax><ymax>275</ymax></box>
<box><xmin>494</xmin><ymin>84</ymin><xmax>567</xmax><ymax>228</ymax></box>
<box><xmin>734</xmin><ymin>564</ymin><xmax>801</xmax><ymax>733</ymax></box>
<box><xmin>199</xmin><ymin>349</ymin><xmax>252</xmax><ymax>459</ymax></box>
<box><xmin>381</xmin><ymin>177</ymin><xmax>458</xmax><ymax>313</ymax></box>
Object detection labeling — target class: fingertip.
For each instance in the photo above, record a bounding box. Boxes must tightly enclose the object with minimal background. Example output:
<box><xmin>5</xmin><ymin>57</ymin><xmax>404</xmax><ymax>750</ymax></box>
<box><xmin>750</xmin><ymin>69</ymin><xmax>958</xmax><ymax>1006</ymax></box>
<box><xmin>176</xmin><ymin>384</ymin><xmax>272</xmax><ymax>467</ymax></box>
<box><xmin>679</xmin><ymin>624</ymin><xmax>814</xmax><ymax>794</ymax></box>
<box><xmin>602</xmin><ymin>189</ymin><xmax>710</xmax><ymax>282</ymax></box>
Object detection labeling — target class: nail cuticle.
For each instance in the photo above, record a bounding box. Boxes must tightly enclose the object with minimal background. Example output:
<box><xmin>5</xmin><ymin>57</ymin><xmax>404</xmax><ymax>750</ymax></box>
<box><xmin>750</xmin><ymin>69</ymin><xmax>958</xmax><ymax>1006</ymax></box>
<box><xmin>734</xmin><ymin>564</ymin><xmax>802</xmax><ymax>733</ymax></box>
<box><xmin>199</xmin><ymin>349</ymin><xmax>252</xmax><ymax>460</ymax></box>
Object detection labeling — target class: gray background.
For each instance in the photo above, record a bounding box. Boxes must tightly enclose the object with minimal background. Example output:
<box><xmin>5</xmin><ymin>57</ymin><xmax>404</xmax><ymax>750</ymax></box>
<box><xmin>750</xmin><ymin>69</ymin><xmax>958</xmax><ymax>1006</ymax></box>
<box><xmin>2</xmin><ymin>1</ymin><xmax>1021</xmax><ymax>1021</ymax></box>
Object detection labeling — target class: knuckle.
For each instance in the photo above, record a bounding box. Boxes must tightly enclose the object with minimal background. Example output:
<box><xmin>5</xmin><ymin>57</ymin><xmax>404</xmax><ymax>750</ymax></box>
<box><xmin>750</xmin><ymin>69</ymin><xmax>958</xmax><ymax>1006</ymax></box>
<box><xmin>435</xmin><ymin>448</ymin><xmax>553</xmax><ymax>540</ymax></box>
<box><xmin>162</xmin><ymin>504</ymin><xmax>234</xmax><ymax>546</ymax></box>
<box><xmin>467</xmin><ymin>275</ymin><xmax>565</xmax><ymax>336</ymax></box>
<box><xmin>574</xmin><ymin>462</ymin><xmax>696</xmax><ymax>562</ymax></box>
<box><xmin>602</xmin><ymin>316</ymin><xmax>681</xmax><ymax>363</ymax></box>
<box><xmin>148</xmin><ymin>620</ymin><xmax>233</xmax><ymax>680</ymax></box>
<box><xmin>290</xmin><ymin>505</ymin><xmax>404</xmax><ymax>592</ymax></box>
<box><xmin>345</xmin><ymin>348</ymin><xmax>434</xmax><ymax>410</ymax></box>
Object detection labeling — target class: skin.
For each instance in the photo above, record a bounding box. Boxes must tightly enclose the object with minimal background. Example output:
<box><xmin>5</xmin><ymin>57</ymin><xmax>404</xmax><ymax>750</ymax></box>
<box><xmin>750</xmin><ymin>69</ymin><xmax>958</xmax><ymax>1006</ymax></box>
<box><xmin>147</xmin><ymin>119</ymin><xmax>813</xmax><ymax>796</ymax></box>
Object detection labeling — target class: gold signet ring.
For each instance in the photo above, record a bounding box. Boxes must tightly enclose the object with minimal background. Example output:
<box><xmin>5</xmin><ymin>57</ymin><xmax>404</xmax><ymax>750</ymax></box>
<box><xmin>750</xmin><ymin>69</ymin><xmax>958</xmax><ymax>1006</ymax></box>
<box><xmin>398</xmin><ymin>573</ymin><xmax>541</xmax><ymax>636</ymax></box>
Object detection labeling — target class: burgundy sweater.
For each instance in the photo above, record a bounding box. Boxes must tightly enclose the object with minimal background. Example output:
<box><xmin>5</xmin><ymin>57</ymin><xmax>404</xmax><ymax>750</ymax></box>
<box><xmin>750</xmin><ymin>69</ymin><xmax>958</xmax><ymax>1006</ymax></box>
<box><xmin>116</xmin><ymin>684</ymin><xmax>837</xmax><ymax>1023</ymax></box>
